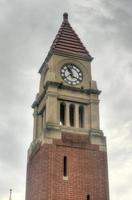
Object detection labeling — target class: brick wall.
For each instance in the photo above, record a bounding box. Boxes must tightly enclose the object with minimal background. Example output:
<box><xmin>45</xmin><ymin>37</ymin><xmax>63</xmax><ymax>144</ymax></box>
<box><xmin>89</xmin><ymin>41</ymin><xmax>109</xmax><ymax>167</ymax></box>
<box><xmin>26</xmin><ymin>134</ymin><xmax>109</xmax><ymax>200</ymax></box>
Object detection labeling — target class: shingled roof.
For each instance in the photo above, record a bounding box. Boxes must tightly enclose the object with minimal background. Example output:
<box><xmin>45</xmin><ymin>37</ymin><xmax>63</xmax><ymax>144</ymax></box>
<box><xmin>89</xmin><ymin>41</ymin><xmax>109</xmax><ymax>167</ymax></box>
<box><xmin>39</xmin><ymin>13</ymin><xmax>92</xmax><ymax>73</ymax></box>
<box><xmin>51</xmin><ymin>13</ymin><xmax>91</xmax><ymax>57</ymax></box>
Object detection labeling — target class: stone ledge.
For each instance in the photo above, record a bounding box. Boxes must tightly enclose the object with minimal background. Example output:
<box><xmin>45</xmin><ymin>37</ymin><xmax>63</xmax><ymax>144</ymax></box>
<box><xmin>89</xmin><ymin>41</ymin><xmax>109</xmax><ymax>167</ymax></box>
<box><xmin>32</xmin><ymin>81</ymin><xmax>101</xmax><ymax>108</ymax></box>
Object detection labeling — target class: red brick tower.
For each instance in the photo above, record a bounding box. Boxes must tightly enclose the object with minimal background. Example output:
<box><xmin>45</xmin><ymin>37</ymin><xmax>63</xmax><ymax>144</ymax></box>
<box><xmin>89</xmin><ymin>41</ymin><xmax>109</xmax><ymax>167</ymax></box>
<box><xmin>26</xmin><ymin>13</ymin><xmax>109</xmax><ymax>200</ymax></box>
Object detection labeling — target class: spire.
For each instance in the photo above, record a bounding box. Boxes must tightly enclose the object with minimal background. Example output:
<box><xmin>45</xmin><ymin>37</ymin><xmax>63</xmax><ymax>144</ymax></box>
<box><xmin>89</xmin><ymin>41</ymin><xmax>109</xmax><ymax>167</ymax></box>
<box><xmin>39</xmin><ymin>13</ymin><xmax>92</xmax><ymax>73</ymax></box>
<box><xmin>9</xmin><ymin>189</ymin><xmax>12</xmax><ymax>200</ymax></box>
<box><xmin>63</xmin><ymin>12</ymin><xmax>68</xmax><ymax>23</ymax></box>
<box><xmin>50</xmin><ymin>13</ymin><xmax>91</xmax><ymax>57</ymax></box>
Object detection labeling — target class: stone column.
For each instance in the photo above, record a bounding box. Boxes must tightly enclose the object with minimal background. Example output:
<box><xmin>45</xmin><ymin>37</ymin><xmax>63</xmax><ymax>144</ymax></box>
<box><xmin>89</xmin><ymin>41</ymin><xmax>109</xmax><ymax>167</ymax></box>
<box><xmin>65</xmin><ymin>102</ymin><xmax>70</xmax><ymax>127</ymax></box>
<box><xmin>41</xmin><ymin>112</ymin><xmax>43</xmax><ymax>131</ymax></box>
<box><xmin>46</xmin><ymin>95</ymin><xmax>58</xmax><ymax>124</ymax></box>
<box><xmin>33</xmin><ymin>107</ymin><xmax>38</xmax><ymax>140</ymax></box>
<box><xmin>90</xmin><ymin>99</ymin><xmax>100</xmax><ymax>130</ymax></box>
<box><xmin>84</xmin><ymin>105</ymin><xmax>90</xmax><ymax>129</ymax></box>
<box><xmin>75</xmin><ymin>104</ymin><xmax>79</xmax><ymax>128</ymax></box>
<box><xmin>37</xmin><ymin>114</ymin><xmax>43</xmax><ymax>138</ymax></box>
<box><xmin>43</xmin><ymin>108</ymin><xmax>46</xmax><ymax>129</ymax></box>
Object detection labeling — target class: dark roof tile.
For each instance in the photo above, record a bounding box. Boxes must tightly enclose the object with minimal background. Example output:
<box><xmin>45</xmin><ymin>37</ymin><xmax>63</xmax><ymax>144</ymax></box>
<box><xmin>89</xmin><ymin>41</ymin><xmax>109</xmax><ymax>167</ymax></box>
<box><xmin>50</xmin><ymin>14</ymin><xmax>91</xmax><ymax>57</ymax></box>
<box><xmin>39</xmin><ymin>13</ymin><xmax>92</xmax><ymax>73</ymax></box>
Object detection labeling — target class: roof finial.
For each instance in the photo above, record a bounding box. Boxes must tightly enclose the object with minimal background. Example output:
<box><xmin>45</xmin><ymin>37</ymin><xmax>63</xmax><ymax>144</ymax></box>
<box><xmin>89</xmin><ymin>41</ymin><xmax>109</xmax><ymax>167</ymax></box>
<box><xmin>9</xmin><ymin>189</ymin><xmax>12</xmax><ymax>200</ymax></box>
<box><xmin>63</xmin><ymin>12</ymin><xmax>68</xmax><ymax>22</ymax></box>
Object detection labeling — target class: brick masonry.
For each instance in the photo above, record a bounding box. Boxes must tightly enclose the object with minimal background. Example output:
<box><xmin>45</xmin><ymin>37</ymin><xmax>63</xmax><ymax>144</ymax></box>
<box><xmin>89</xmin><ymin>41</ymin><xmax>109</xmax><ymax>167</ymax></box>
<box><xmin>26</xmin><ymin>133</ymin><xmax>109</xmax><ymax>200</ymax></box>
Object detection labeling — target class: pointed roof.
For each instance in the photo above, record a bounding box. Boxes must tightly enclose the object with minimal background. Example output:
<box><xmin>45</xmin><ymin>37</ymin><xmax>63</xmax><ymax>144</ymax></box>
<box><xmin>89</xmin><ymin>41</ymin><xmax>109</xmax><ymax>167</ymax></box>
<box><xmin>39</xmin><ymin>13</ymin><xmax>92</xmax><ymax>73</ymax></box>
<box><xmin>51</xmin><ymin>13</ymin><xmax>91</xmax><ymax>57</ymax></box>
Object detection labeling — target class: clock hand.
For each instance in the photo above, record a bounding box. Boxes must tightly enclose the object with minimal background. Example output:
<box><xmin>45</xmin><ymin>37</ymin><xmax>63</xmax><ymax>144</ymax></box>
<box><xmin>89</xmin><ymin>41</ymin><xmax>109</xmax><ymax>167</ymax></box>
<box><xmin>67</xmin><ymin>67</ymin><xmax>78</xmax><ymax>79</ymax></box>
<box><xmin>66</xmin><ymin>74</ymin><xmax>71</xmax><ymax>78</ymax></box>
<box><xmin>66</xmin><ymin>74</ymin><xmax>77</xmax><ymax>80</ymax></box>
<box><xmin>71</xmin><ymin>74</ymin><xmax>77</xmax><ymax>79</ymax></box>
<box><xmin>67</xmin><ymin>66</ymin><xmax>73</xmax><ymax>74</ymax></box>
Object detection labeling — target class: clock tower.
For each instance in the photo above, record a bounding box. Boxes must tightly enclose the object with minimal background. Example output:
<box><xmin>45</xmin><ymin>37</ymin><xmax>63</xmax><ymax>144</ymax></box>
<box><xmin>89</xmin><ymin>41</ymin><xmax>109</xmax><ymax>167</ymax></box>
<box><xmin>26</xmin><ymin>13</ymin><xmax>109</xmax><ymax>200</ymax></box>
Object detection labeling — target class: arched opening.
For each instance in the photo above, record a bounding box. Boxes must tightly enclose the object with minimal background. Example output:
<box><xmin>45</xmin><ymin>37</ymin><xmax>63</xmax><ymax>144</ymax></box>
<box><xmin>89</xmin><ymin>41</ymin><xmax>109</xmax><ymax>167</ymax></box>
<box><xmin>79</xmin><ymin>105</ymin><xmax>84</xmax><ymax>128</ymax></box>
<box><xmin>60</xmin><ymin>102</ymin><xmax>66</xmax><ymax>125</ymax></box>
<box><xmin>69</xmin><ymin>104</ymin><xmax>75</xmax><ymax>127</ymax></box>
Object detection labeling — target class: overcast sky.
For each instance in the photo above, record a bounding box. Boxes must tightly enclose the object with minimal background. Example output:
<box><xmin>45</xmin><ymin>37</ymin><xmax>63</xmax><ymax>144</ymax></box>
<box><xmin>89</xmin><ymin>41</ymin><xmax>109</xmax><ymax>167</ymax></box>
<box><xmin>0</xmin><ymin>0</ymin><xmax>132</xmax><ymax>200</ymax></box>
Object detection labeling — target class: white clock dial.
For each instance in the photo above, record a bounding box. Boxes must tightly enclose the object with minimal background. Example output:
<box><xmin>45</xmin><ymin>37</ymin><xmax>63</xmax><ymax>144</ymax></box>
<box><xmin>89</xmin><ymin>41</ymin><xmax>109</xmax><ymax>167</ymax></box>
<box><xmin>60</xmin><ymin>63</ymin><xmax>83</xmax><ymax>85</ymax></box>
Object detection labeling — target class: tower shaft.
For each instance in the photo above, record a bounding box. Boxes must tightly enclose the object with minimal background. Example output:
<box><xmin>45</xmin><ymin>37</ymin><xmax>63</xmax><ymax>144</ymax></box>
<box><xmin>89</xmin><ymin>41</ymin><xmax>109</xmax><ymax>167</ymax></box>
<box><xmin>26</xmin><ymin>13</ymin><xmax>109</xmax><ymax>200</ymax></box>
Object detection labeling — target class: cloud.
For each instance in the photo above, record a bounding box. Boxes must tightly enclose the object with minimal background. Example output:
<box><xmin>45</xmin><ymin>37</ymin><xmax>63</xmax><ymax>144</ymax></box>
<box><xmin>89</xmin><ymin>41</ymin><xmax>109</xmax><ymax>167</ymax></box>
<box><xmin>0</xmin><ymin>1</ymin><xmax>132</xmax><ymax>200</ymax></box>
<box><xmin>72</xmin><ymin>1</ymin><xmax>132</xmax><ymax>199</ymax></box>
<box><xmin>0</xmin><ymin>1</ymin><xmax>70</xmax><ymax>199</ymax></box>
<box><xmin>108</xmin><ymin>121</ymin><xmax>132</xmax><ymax>200</ymax></box>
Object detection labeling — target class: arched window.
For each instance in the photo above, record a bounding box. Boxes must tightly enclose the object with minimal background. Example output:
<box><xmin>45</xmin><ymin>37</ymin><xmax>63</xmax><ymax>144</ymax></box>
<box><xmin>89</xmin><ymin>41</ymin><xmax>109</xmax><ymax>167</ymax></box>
<box><xmin>60</xmin><ymin>102</ymin><xmax>66</xmax><ymax>125</ymax></box>
<box><xmin>69</xmin><ymin>104</ymin><xmax>75</xmax><ymax>127</ymax></box>
<box><xmin>79</xmin><ymin>105</ymin><xmax>84</xmax><ymax>128</ymax></box>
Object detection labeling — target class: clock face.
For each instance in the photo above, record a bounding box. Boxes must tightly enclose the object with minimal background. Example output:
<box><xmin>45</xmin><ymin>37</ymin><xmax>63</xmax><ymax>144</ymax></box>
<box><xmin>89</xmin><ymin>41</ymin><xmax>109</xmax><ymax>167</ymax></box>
<box><xmin>60</xmin><ymin>63</ymin><xmax>83</xmax><ymax>85</ymax></box>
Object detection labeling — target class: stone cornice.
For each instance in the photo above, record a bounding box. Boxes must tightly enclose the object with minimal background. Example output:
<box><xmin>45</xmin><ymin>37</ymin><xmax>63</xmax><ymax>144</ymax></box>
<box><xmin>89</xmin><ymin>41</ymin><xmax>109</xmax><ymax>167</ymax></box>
<box><xmin>32</xmin><ymin>81</ymin><xmax>101</xmax><ymax>108</ymax></box>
